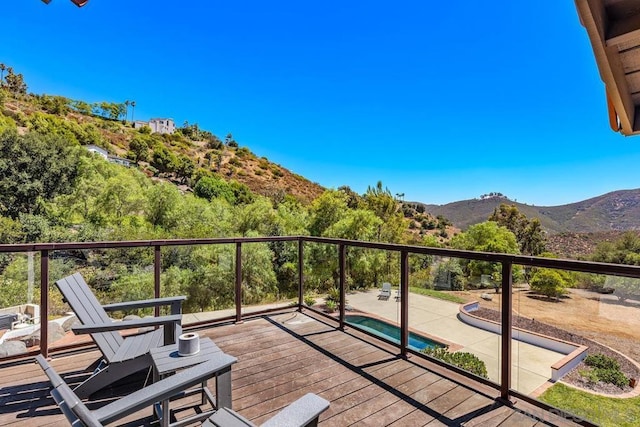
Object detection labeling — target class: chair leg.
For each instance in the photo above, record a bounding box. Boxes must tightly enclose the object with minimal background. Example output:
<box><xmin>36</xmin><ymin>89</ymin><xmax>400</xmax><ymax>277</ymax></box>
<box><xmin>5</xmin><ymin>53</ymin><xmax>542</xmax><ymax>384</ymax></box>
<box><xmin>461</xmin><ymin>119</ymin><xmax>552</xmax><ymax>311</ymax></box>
<box><xmin>86</xmin><ymin>357</ymin><xmax>105</xmax><ymax>372</ymax></box>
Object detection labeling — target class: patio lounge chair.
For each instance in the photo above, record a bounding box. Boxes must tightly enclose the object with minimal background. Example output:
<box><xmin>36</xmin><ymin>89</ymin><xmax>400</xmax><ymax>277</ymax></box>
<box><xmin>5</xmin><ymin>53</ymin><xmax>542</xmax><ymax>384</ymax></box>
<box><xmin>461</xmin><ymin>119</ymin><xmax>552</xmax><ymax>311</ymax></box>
<box><xmin>55</xmin><ymin>272</ymin><xmax>186</xmax><ymax>398</ymax></box>
<box><xmin>36</xmin><ymin>355</ymin><xmax>330</xmax><ymax>427</ymax></box>
<box><xmin>378</xmin><ymin>282</ymin><xmax>392</xmax><ymax>300</ymax></box>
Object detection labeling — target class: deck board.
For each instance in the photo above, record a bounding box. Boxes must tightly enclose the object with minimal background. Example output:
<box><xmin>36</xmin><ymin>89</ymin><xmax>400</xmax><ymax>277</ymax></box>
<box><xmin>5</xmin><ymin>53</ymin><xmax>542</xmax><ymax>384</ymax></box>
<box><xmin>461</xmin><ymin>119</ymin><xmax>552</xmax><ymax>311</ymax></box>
<box><xmin>0</xmin><ymin>312</ymin><xmax>582</xmax><ymax>427</ymax></box>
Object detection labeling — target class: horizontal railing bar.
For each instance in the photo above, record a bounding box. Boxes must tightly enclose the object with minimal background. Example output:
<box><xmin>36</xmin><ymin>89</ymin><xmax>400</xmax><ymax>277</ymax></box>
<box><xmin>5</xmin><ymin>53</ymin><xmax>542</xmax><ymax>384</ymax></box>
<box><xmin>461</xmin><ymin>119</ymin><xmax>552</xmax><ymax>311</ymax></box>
<box><xmin>0</xmin><ymin>236</ymin><xmax>300</xmax><ymax>252</ymax></box>
<box><xmin>2</xmin><ymin>235</ymin><xmax>640</xmax><ymax>278</ymax></box>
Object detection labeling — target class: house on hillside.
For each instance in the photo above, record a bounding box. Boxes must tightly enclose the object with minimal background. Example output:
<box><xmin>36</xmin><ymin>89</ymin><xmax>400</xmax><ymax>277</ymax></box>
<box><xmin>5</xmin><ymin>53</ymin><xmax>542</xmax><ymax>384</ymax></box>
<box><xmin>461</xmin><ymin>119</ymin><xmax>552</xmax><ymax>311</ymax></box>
<box><xmin>133</xmin><ymin>118</ymin><xmax>175</xmax><ymax>134</ymax></box>
<box><xmin>149</xmin><ymin>118</ymin><xmax>175</xmax><ymax>134</ymax></box>
<box><xmin>86</xmin><ymin>144</ymin><xmax>108</xmax><ymax>159</ymax></box>
<box><xmin>84</xmin><ymin>145</ymin><xmax>131</xmax><ymax>167</ymax></box>
<box><xmin>133</xmin><ymin>120</ymin><xmax>148</xmax><ymax>130</ymax></box>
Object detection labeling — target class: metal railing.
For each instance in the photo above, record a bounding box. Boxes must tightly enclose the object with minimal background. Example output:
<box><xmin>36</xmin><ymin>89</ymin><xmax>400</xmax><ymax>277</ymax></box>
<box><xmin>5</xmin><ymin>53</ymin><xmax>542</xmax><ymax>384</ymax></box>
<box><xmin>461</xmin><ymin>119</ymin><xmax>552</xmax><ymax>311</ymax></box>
<box><xmin>2</xmin><ymin>235</ymin><xmax>640</xmax><ymax>423</ymax></box>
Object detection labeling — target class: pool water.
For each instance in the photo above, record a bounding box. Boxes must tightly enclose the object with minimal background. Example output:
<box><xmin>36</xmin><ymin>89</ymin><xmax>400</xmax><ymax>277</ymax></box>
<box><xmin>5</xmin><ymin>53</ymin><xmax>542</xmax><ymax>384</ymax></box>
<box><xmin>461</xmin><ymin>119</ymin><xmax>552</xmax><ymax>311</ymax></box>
<box><xmin>346</xmin><ymin>315</ymin><xmax>446</xmax><ymax>351</ymax></box>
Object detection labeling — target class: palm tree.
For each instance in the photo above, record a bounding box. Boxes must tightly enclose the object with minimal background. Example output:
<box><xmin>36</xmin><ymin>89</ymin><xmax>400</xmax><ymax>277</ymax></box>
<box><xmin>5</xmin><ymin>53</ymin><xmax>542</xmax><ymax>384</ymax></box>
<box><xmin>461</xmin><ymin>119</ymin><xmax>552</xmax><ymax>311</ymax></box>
<box><xmin>130</xmin><ymin>101</ymin><xmax>136</xmax><ymax>123</ymax></box>
<box><xmin>124</xmin><ymin>100</ymin><xmax>130</xmax><ymax>124</ymax></box>
<box><xmin>0</xmin><ymin>63</ymin><xmax>5</xmax><ymax>86</ymax></box>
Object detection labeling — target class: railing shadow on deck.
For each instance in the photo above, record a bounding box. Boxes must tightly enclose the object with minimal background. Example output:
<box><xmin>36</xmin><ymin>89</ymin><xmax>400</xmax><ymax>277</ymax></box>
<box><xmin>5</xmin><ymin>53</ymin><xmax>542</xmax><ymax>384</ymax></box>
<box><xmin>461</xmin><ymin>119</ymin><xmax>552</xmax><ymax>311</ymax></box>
<box><xmin>264</xmin><ymin>313</ymin><xmax>513</xmax><ymax>426</ymax></box>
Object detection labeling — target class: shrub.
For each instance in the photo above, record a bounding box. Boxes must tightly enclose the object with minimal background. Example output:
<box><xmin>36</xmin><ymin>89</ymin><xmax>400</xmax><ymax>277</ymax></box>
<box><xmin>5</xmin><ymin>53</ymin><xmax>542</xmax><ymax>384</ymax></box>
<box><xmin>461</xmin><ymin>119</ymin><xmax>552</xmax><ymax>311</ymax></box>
<box><xmin>326</xmin><ymin>287</ymin><xmax>340</xmax><ymax>303</ymax></box>
<box><xmin>325</xmin><ymin>300</ymin><xmax>337</xmax><ymax>312</ymax></box>
<box><xmin>236</xmin><ymin>147</ymin><xmax>251</xmax><ymax>158</ymax></box>
<box><xmin>597</xmin><ymin>368</ymin><xmax>629</xmax><ymax>388</ymax></box>
<box><xmin>258</xmin><ymin>159</ymin><xmax>269</xmax><ymax>170</ymax></box>
<box><xmin>421</xmin><ymin>347</ymin><xmax>488</xmax><ymax>378</ymax></box>
<box><xmin>585</xmin><ymin>354</ymin><xmax>619</xmax><ymax>371</ymax></box>
<box><xmin>530</xmin><ymin>268</ymin><xmax>567</xmax><ymax>298</ymax></box>
<box><xmin>581</xmin><ymin>353</ymin><xmax>629</xmax><ymax>388</ymax></box>
<box><xmin>303</xmin><ymin>294</ymin><xmax>316</xmax><ymax>307</ymax></box>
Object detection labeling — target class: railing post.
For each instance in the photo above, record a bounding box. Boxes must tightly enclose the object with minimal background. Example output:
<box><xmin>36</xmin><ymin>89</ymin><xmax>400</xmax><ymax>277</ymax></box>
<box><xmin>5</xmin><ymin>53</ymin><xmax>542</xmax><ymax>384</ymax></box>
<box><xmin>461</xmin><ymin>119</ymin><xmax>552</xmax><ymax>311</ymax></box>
<box><xmin>339</xmin><ymin>243</ymin><xmax>346</xmax><ymax>331</ymax></box>
<box><xmin>298</xmin><ymin>239</ymin><xmax>304</xmax><ymax>312</ymax></box>
<box><xmin>40</xmin><ymin>250</ymin><xmax>49</xmax><ymax>358</ymax></box>
<box><xmin>235</xmin><ymin>242</ymin><xmax>243</xmax><ymax>324</ymax></box>
<box><xmin>500</xmin><ymin>261</ymin><xmax>513</xmax><ymax>402</ymax></box>
<box><xmin>154</xmin><ymin>245</ymin><xmax>161</xmax><ymax>317</ymax></box>
<box><xmin>400</xmin><ymin>250</ymin><xmax>409</xmax><ymax>358</ymax></box>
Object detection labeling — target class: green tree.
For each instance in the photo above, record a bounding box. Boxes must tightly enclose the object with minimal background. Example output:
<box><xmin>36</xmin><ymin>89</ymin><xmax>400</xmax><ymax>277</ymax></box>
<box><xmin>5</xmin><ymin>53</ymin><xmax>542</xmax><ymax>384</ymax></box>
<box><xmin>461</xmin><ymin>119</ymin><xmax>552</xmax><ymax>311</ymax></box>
<box><xmin>151</xmin><ymin>144</ymin><xmax>178</xmax><ymax>174</ymax></box>
<box><xmin>530</xmin><ymin>268</ymin><xmax>568</xmax><ymax>299</ymax></box>
<box><xmin>4</xmin><ymin>67</ymin><xmax>27</xmax><ymax>95</ymax></box>
<box><xmin>128</xmin><ymin>135</ymin><xmax>150</xmax><ymax>163</ymax></box>
<box><xmin>71</xmin><ymin>99</ymin><xmax>93</xmax><ymax>115</ymax></box>
<box><xmin>488</xmin><ymin>204</ymin><xmax>546</xmax><ymax>255</ymax></box>
<box><xmin>323</xmin><ymin>209</ymin><xmax>382</xmax><ymax>241</ymax></box>
<box><xmin>234</xmin><ymin>197</ymin><xmax>277</xmax><ymax>236</ymax></box>
<box><xmin>241</xmin><ymin>238</ymin><xmax>278</xmax><ymax>304</ymax></box>
<box><xmin>95</xmin><ymin>174</ymin><xmax>147</xmax><ymax>221</ymax></box>
<box><xmin>194</xmin><ymin>176</ymin><xmax>235</xmax><ymax>204</ymax></box>
<box><xmin>451</xmin><ymin>221</ymin><xmax>520</xmax><ymax>279</ymax></box>
<box><xmin>338</xmin><ymin>185</ymin><xmax>362</xmax><ymax>209</ymax></box>
<box><xmin>0</xmin><ymin>216</ymin><xmax>23</xmax><ymax>243</ymax></box>
<box><xmin>0</xmin><ymin>130</ymin><xmax>79</xmax><ymax>218</ymax></box>
<box><xmin>175</xmin><ymin>155</ymin><xmax>195</xmax><ymax>184</ymax></box>
<box><xmin>183</xmin><ymin>245</ymin><xmax>235</xmax><ymax>312</ymax></box>
<box><xmin>362</xmin><ymin>181</ymin><xmax>407</xmax><ymax>243</ymax></box>
<box><xmin>363</xmin><ymin>181</ymin><xmax>398</xmax><ymax>222</ymax></box>
<box><xmin>308</xmin><ymin>190</ymin><xmax>348</xmax><ymax>236</ymax></box>
<box><xmin>592</xmin><ymin>232</ymin><xmax>640</xmax><ymax>265</ymax></box>
<box><xmin>229</xmin><ymin>181</ymin><xmax>254</xmax><ymax>205</ymax></box>
<box><xmin>146</xmin><ymin>182</ymin><xmax>181</xmax><ymax>230</ymax></box>
<box><xmin>174</xmin><ymin>196</ymin><xmax>234</xmax><ymax>238</ymax></box>
<box><xmin>224</xmin><ymin>133</ymin><xmax>238</xmax><ymax>147</ymax></box>
<box><xmin>39</xmin><ymin>95</ymin><xmax>70</xmax><ymax>116</ymax></box>
<box><xmin>323</xmin><ymin>209</ymin><xmax>386</xmax><ymax>288</ymax></box>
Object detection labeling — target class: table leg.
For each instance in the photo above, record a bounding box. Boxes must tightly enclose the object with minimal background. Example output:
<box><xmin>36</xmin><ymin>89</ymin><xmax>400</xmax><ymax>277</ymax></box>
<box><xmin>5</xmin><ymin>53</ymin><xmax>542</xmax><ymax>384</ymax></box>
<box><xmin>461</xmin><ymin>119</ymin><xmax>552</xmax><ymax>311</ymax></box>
<box><xmin>215</xmin><ymin>367</ymin><xmax>232</xmax><ymax>409</ymax></box>
<box><xmin>153</xmin><ymin>367</ymin><xmax>170</xmax><ymax>427</ymax></box>
<box><xmin>162</xmin><ymin>398</ymin><xmax>170</xmax><ymax>427</ymax></box>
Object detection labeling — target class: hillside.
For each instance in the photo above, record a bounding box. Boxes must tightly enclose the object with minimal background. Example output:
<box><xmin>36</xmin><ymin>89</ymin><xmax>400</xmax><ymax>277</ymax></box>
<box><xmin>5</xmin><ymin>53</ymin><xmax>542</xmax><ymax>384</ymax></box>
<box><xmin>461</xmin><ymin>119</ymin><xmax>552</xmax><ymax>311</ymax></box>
<box><xmin>546</xmin><ymin>231</ymin><xmax>629</xmax><ymax>259</ymax></box>
<box><xmin>421</xmin><ymin>190</ymin><xmax>640</xmax><ymax>234</ymax></box>
<box><xmin>1</xmin><ymin>95</ymin><xmax>325</xmax><ymax>205</ymax></box>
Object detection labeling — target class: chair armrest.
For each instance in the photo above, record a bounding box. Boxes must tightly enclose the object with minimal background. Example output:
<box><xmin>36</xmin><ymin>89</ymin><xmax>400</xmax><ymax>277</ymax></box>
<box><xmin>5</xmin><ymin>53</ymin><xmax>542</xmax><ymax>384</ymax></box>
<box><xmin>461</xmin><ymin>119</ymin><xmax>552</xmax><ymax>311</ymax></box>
<box><xmin>93</xmin><ymin>353</ymin><xmax>237</xmax><ymax>425</ymax></box>
<box><xmin>102</xmin><ymin>296</ymin><xmax>186</xmax><ymax>315</ymax></box>
<box><xmin>71</xmin><ymin>314</ymin><xmax>182</xmax><ymax>334</ymax></box>
<box><xmin>261</xmin><ymin>393</ymin><xmax>330</xmax><ymax>427</ymax></box>
<box><xmin>35</xmin><ymin>355</ymin><xmax>65</xmax><ymax>387</ymax></box>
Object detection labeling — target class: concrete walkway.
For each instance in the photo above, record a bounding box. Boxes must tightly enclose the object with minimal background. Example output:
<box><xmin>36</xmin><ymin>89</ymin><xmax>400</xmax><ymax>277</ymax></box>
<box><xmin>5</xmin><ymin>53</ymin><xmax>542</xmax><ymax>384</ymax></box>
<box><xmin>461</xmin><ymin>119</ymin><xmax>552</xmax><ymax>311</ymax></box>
<box><xmin>346</xmin><ymin>290</ymin><xmax>566</xmax><ymax>395</ymax></box>
<box><xmin>182</xmin><ymin>300</ymin><xmax>295</xmax><ymax>324</ymax></box>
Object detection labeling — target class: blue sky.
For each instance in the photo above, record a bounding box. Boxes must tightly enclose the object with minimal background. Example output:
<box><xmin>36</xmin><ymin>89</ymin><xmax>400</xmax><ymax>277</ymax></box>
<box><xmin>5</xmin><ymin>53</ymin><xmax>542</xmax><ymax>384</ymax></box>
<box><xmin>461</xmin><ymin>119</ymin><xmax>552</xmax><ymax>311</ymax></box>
<box><xmin>3</xmin><ymin>1</ymin><xmax>640</xmax><ymax>206</ymax></box>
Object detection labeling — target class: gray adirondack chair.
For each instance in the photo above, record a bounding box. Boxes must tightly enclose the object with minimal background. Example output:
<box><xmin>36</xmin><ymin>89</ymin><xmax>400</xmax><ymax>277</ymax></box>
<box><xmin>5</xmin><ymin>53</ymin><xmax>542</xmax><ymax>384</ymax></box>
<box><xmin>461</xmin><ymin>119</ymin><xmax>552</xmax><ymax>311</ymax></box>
<box><xmin>55</xmin><ymin>272</ymin><xmax>186</xmax><ymax>398</ymax></box>
<box><xmin>36</xmin><ymin>355</ymin><xmax>330</xmax><ymax>427</ymax></box>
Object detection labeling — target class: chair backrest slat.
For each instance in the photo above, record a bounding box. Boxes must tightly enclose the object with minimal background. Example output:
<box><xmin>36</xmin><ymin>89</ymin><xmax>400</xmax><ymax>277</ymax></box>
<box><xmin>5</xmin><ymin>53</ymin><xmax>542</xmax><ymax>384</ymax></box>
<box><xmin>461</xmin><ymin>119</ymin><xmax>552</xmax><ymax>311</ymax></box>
<box><xmin>55</xmin><ymin>273</ymin><xmax>123</xmax><ymax>361</ymax></box>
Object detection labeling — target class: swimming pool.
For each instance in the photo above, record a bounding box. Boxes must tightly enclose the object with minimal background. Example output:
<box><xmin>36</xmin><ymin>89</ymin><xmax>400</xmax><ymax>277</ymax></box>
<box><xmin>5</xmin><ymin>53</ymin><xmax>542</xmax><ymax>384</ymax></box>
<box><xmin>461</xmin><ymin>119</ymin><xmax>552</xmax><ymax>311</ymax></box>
<box><xmin>345</xmin><ymin>314</ymin><xmax>446</xmax><ymax>351</ymax></box>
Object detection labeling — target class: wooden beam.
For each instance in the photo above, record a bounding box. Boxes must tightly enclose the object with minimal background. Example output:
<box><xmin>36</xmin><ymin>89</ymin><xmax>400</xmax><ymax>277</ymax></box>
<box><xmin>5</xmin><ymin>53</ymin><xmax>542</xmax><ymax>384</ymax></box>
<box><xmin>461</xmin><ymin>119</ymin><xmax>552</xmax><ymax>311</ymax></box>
<box><xmin>606</xmin><ymin>12</ymin><xmax>640</xmax><ymax>46</ymax></box>
<box><xmin>576</xmin><ymin>0</ymin><xmax>636</xmax><ymax>134</ymax></box>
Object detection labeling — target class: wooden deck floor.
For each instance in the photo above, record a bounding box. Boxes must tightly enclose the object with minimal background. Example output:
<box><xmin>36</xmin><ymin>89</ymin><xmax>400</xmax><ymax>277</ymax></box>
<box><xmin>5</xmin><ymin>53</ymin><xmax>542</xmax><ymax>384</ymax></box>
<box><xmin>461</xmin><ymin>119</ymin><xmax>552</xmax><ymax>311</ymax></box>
<box><xmin>0</xmin><ymin>312</ymin><xmax>581</xmax><ymax>426</ymax></box>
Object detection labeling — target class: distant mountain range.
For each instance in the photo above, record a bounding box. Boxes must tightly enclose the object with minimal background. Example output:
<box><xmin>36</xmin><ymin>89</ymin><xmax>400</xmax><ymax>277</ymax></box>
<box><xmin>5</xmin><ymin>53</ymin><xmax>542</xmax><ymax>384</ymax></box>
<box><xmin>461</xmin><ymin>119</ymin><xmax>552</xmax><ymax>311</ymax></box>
<box><xmin>419</xmin><ymin>189</ymin><xmax>640</xmax><ymax>234</ymax></box>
